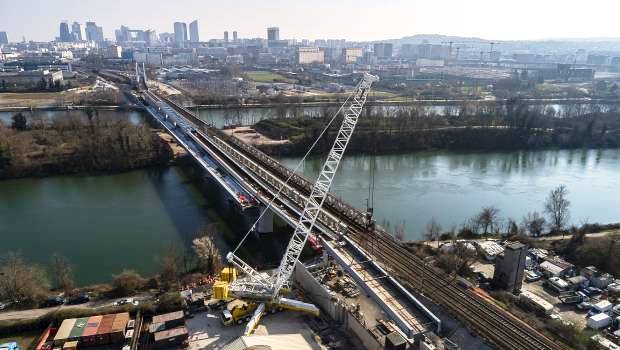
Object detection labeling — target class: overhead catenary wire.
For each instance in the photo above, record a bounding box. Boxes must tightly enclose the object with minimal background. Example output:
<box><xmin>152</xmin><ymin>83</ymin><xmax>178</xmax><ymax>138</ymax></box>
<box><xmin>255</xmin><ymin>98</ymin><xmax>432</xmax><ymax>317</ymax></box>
<box><xmin>231</xmin><ymin>78</ymin><xmax>366</xmax><ymax>255</ymax></box>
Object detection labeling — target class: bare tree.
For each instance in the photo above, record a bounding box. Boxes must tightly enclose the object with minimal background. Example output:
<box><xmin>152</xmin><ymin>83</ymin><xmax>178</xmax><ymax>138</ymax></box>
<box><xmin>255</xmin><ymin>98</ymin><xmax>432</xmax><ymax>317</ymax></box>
<box><xmin>424</xmin><ymin>217</ymin><xmax>442</xmax><ymax>245</ymax></box>
<box><xmin>474</xmin><ymin>206</ymin><xmax>501</xmax><ymax>235</ymax></box>
<box><xmin>192</xmin><ymin>225</ymin><xmax>223</xmax><ymax>274</ymax></box>
<box><xmin>157</xmin><ymin>243</ymin><xmax>183</xmax><ymax>291</ymax></box>
<box><xmin>112</xmin><ymin>270</ymin><xmax>147</xmax><ymax>296</ymax></box>
<box><xmin>522</xmin><ymin>212</ymin><xmax>546</xmax><ymax>237</ymax></box>
<box><xmin>544</xmin><ymin>185</ymin><xmax>570</xmax><ymax>232</ymax></box>
<box><xmin>0</xmin><ymin>252</ymin><xmax>49</xmax><ymax>305</ymax></box>
<box><xmin>51</xmin><ymin>253</ymin><xmax>74</xmax><ymax>296</ymax></box>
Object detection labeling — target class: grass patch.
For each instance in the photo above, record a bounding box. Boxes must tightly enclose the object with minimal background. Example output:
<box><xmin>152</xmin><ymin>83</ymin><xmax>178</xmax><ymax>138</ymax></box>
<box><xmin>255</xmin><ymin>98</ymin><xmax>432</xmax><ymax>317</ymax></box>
<box><xmin>0</xmin><ymin>330</ymin><xmax>40</xmax><ymax>349</ymax></box>
<box><xmin>244</xmin><ymin>71</ymin><xmax>291</xmax><ymax>83</ymax></box>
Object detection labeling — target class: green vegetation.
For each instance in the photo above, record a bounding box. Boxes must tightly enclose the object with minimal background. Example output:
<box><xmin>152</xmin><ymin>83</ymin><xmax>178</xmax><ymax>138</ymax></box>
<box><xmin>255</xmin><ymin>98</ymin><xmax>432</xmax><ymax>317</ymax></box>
<box><xmin>253</xmin><ymin>100</ymin><xmax>620</xmax><ymax>157</ymax></box>
<box><xmin>244</xmin><ymin>71</ymin><xmax>291</xmax><ymax>83</ymax></box>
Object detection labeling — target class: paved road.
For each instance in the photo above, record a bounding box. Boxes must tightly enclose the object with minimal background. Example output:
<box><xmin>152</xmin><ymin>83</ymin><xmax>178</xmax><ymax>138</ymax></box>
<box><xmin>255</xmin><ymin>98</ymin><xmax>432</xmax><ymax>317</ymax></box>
<box><xmin>0</xmin><ymin>295</ymin><xmax>149</xmax><ymax>321</ymax></box>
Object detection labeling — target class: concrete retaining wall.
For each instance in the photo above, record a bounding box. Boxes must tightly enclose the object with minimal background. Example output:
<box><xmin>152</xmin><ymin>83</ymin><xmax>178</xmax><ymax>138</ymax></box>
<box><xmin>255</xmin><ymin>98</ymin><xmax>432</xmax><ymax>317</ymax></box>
<box><xmin>295</xmin><ymin>261</ymin><xmax>382</xmax><ymax>350</ymax></box>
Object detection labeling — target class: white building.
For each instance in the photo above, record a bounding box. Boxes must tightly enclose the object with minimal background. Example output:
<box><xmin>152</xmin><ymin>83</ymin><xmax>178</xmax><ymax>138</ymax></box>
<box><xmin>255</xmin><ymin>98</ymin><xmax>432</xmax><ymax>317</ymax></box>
<box><xmin>297</xmin><ymin>47</ymin><xmax>324</xmax><ymax>65</ymax></box>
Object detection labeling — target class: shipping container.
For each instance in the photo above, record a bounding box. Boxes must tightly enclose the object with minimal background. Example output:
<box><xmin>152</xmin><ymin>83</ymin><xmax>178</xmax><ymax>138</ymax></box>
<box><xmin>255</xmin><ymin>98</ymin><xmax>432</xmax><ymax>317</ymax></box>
<box><xmin>149</xmin><ymin>323</ymin><xmax>166</xmax><ymax>334</ymax></box>
<box><xmin>95</xmin><ymin>314</ymin><xmax>116</xmax><ymax>345</ymax></box>
<box><xmin>153</xmin><ymin>326</ymin><xmax>189</xmax><ymax>350</ymax></box>
<box><xmin>53</xmin><ymin>319</ymin><xmax>76</xmax><ymax>346</ymax></box>
<box><xmin>152</xmin><ymin>311</ymin><xmax>185</xmax><ymax>330</ymax></box>
<box><xmin>68</xmin><ymin>317</ymin><xmax>89</xmax><ymax>341</ymax></box>
<box><xmin>110</xmin><ymin>313</ymin><xmax>130</xmax><ymax>343</ymax></box>
<box><xmin>62</xmin><ymin>340</ymin><xmax>78</xmax><ymax>350</ymax></box>
<box><xmin>82</xmin><ymin>315</ymin><xmax>102</xmax><ymax>346</ymax></box>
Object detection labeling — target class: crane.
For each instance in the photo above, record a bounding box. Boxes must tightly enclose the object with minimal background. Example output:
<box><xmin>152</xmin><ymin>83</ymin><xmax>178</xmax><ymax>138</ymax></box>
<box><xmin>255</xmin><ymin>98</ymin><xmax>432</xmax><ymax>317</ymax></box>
<box><xmin>222</xmin><ymin>72</ymin><xmax>379</xmax><ymax>335</ymax></box>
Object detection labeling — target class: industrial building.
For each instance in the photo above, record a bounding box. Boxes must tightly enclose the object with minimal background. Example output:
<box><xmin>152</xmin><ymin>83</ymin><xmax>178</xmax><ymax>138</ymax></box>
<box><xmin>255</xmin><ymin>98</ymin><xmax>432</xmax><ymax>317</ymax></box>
<box><xmin>296</xmin><ymin>47</ymin><xmax>324</xmax><ymax>65</ymax></box>
<box><xmin>53</xmin><ymin>312</ymin><xmax>130</xmax><ymax>348</ymax></box>
<box><xmin>342</xmin><ymin>47</ymin><xmax>363</xmax><ymax>64</ymax></box>
<box><xmin>374</xmin><ymin>43</ymin><xmax>393</xmax><ymax>58</ymax></box>
<box><xmin>493</xmin><ymin>242</ymin><xmax>526</xmax><ymax>293</ymax></box>
<box><xmin>0</xmin><ymin>69</ymin><xmax>63</xmax><ymax>89</ymax></box>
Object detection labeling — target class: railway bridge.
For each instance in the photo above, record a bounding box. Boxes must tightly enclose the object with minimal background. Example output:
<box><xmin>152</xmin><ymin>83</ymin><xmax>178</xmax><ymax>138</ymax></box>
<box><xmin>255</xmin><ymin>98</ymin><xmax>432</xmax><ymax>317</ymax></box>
<box><xmin>142</xmin><ymin>89</ymin><xmax>566</xmax><ymax>350</ymax></box>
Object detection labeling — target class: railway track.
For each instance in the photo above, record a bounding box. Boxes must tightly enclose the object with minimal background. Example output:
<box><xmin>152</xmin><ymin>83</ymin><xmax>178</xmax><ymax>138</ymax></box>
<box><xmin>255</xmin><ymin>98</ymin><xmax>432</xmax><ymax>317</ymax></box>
<box><xmin>149</xmin><ymin>91</ymin><xmax>567</xmax><ymax>350</ymax></box>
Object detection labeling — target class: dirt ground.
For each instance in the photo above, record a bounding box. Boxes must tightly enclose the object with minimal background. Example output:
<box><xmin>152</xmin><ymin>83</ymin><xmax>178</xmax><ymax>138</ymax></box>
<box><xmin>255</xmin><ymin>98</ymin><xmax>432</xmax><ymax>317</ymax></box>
<box><xmin>223</xmin><ymin>126</ymin><xmax>289</xmax><ymax>147</ymax></box>
<box><xmin>186</xmin><ymin>309</ymin><xmax>327</xmax><ymax>350</ymax></box>
<box><xmin>157</xmin><ymin>132</ymin><xmax>188</xmax><ymax>158</ymax></box>
<box><xmin>0</xmin><ymin>92</ymin><xmax>66</xmax><ymax>107</ymax></box>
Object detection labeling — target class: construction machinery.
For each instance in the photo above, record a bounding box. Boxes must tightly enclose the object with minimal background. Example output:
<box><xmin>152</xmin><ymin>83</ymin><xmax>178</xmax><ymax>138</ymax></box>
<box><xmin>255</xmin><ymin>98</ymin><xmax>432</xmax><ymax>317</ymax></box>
<box><xmin>212</xmin><ymin>73</ymin><xmax>379</xmax><ymax>336</ymax></box>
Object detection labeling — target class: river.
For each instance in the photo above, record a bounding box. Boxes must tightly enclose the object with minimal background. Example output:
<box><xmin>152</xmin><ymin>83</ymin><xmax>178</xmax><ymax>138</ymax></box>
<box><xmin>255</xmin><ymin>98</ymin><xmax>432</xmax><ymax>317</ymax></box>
<box><xmin>279</xmin><ymin>149</ymin><xmax>620</xmax><ymax>240</ymax></box>
<box><xmin>0</xmin><ymin>166</ymin><xmax>227</xmax><ymax>286</ymax></box>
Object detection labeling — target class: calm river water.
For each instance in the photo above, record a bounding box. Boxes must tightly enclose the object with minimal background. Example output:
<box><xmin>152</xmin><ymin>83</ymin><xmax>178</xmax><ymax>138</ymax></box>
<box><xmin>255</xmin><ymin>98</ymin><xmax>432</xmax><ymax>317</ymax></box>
<box><xmin>279</xmin><ymin>149</ymin><xmax>620</xmax><ymax>240</ymax></box>
<box><xmin>0</xmin><ymin>167</ymin><xmax>222</xmax><ymax>285</ymax></box>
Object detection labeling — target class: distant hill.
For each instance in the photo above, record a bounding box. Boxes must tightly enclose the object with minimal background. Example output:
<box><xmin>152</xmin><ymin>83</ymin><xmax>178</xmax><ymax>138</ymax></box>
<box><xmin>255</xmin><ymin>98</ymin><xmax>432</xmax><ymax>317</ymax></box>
<box><xmin>379</xmin><ymin>34</ymin><xmax>491</xmax><ymax>45</ymax></box>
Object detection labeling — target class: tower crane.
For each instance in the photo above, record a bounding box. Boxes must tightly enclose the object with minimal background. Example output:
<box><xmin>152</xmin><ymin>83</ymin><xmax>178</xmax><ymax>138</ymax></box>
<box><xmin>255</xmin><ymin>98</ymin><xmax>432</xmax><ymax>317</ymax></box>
<box><xmin>220</xmin><ymin>73</ymin><xmax>379</xmax><ymax>335</ymax></box>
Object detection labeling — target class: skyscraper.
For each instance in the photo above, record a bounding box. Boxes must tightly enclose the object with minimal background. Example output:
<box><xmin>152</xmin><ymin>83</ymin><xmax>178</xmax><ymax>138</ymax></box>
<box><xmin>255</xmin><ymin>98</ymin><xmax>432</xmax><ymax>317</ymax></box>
<box><xmin>71</xmin><ymin>22</ymin><xmax>82</xmax><ymax>41</ymax></box>
<box><xmin>233</xmin><ymin>31</ymin><xmax>238</xmax><ymax>42</ymax></box>
<box><xmin>59</xmin><ymin>21</ymin><xmax>72</xmax><ymax>42</ymax></box>
<box><xmin>0</xmin><ymin>32</ymin><xmax>8</xmax><ymax>46</ymax></box>
<box><xmin>224</xmin><ymin>31</ymin><xmax>229</xmax><ymax>45</ymax></box>
<box><xmin>267</xmin><ymin>27</ymin><xmax>279</xmax><ymax>41</ymax></box>
<box><xmin>189</xmin><ymin>20</ymin><xmax>199</xmax><ymax>43</ymax></box>
<box><xmin>85</xmin><ymin>22</ymin><xmax>104</xmax><ymax>43</ymax></box>
<box><xmin>173</xmin><ymin>22</ymin><xmax>188</xmax><ymax>46</ymax></box>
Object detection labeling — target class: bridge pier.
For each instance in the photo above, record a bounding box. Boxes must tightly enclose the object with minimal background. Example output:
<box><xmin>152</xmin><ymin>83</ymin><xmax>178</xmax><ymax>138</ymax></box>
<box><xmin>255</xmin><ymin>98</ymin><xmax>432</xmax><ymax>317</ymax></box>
<box><xmin>256</xmin><ymin>206</ymin><xmax>274</xmax><ymax>234</ymax></box>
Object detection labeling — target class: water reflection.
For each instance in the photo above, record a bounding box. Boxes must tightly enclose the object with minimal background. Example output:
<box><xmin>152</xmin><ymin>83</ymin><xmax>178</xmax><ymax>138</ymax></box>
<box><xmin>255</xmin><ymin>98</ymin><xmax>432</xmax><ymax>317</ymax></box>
<box><xmin>280</xmin><ymin>149</ymin><xmax>620</xmax><ymax>240</ymax></box>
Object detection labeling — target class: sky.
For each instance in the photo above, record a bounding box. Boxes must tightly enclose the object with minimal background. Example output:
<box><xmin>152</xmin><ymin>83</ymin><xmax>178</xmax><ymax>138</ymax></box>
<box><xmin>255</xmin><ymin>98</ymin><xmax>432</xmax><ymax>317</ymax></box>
<box><xmin>1</xmin><ymin>0</ymin><xmax>620</xmax><ymax>42</ymax></box>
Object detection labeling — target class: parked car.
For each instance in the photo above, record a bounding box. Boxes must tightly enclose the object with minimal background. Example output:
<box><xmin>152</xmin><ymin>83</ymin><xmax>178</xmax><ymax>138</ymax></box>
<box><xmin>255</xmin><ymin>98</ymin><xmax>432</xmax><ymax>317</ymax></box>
<box><xmin>576</xmin><ymin>301</ymin><xmax>593</xmax><ymax>311</ymax></box>
<box><xmin>0</xmin><ymin>302</ymin><xmax>9</xmax><ymax>311</ymax></box>
<box><xmin>114</xmin><ymin>298</ymin><xmax>138</xmax><ymax>306</ymax></box>
<box><xmin>583</xmin><ymin>287</ymin><xmax>603</xmax><ymax>297</ymax></box>
<box><xmin>66</xmin><ymin>293</ymin><xmax>90</xmax><ymax>305</ymax></box>
<box><xmin>44</xmin><ymin>296</ymin><xmax>65</xmax><ymax>307</ymax></box>
<box><xmin>525</xmin><ymin>270</ymin><xmax>543</xmax><ymax>282</ymax></box>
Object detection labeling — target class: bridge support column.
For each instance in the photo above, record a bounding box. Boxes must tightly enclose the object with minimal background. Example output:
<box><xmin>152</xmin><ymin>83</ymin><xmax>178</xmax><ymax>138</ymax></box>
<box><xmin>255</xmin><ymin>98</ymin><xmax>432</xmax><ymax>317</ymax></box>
<box><xmin>256</xmin><ymin>206</ymin><xmax>274</xmax><ymax>234</ymax></box>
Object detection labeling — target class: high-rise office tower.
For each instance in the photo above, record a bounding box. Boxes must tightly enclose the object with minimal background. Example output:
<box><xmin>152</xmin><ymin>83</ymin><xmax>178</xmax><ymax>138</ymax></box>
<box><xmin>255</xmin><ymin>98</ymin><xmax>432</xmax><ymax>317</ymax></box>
<box><xmin>71</xmin><ymin>22</ymin><xmax>82</xmax><ymax>41</ymax></box>
<box><xmin>85</xmin><ymin>22</ymin><xmax>104</xmax><ymax>43</ymax></box>
<box><xmin>224</xmin><ymin>31</ymin><xmax>229</xmax><ymax>45</ymax></box>
<box><xmin>173</xmin><ymin>22</ymin><xmax>188</xmax><ymax>46</ymax></box>
<box><xmin>59</xmin><ymin>21</ymin><xmax>72</xmax><ymax>42</ymax></box>
<box><xmin>233</xmin><ymin>31</ymin><xmax>238</xmax><ymax>42</ymax></box>
<box><xmin>0</xmin><ymin>32</ymin><xmax>8</xmax><ymax>46</ymax></box>
<box><xmin>267</xmin><ymin>27</ymin><xmax>279</xmax><ymax>41</ymax></box>
<box><xmin>189</xmin><ymin>20</ymin><xmax>199</xmax><ymax>43</ymax></box>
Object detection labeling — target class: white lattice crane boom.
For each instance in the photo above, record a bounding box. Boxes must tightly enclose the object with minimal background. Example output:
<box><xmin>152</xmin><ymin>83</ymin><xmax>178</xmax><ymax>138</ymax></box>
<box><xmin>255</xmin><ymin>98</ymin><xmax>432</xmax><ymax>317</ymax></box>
<box><xmin>226</xmin><ymin>73</ymin><xmax>379</xmax><ymax>301</ymax></box>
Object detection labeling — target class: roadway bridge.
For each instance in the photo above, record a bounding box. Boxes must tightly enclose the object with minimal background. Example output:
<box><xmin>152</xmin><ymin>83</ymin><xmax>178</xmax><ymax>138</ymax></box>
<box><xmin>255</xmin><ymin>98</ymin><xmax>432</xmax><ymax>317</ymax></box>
<box><xmin>143</xmin><ymin>90</ymin><xmax>566</xmax><ymax>350</ymax></box>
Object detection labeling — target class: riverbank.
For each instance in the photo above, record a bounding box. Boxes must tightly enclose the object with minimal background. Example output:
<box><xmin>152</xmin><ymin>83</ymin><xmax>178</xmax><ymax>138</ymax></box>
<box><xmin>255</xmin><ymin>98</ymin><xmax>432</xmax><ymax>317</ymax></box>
<box><xmin>0</xmin><ymin>113</ymin><xmax>175</xmax><ymax>180</ymax></box>
<box><xmin>252</xmin><ymin>110</ymin><xmax>620</xmax><ymax>156</ymax></box>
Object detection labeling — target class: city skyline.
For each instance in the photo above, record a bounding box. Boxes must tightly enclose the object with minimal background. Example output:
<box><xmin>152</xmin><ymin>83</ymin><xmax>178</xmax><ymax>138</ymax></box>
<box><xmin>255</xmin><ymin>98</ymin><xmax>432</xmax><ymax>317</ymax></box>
<box><xmin>2</xmin><ymin>0</ymin><xmax>620</xmax><ymax>42</ymax></box>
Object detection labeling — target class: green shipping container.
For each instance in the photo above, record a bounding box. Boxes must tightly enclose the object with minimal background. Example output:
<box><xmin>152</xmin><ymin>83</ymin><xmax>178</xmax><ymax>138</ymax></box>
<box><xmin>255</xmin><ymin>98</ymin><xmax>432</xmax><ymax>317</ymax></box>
<box><xmin>69</xmin><ymin>317</ymin><xmax>89</xmax><ymax>339</ymax></box>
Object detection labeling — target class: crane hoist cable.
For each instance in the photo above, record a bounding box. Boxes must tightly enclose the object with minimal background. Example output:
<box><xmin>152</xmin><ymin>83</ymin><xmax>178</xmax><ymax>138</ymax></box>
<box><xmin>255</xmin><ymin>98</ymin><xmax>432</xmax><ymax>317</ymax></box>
<box><xmin>230</xmin><ymin>77</ymin><xmax>365</xmax><ymax>255</ymax></box>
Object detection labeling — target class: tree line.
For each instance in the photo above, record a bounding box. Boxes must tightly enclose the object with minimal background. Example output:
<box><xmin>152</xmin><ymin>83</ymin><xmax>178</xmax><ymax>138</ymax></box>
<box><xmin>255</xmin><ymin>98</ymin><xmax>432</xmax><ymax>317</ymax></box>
<box><xmin>0</xmin><ymin>110</ymin><xmax>171</xmax><ymax>179</ymax></box>
<box><xmin>0</xmin><ymin>225</ymin><xmax>224</xmax><ymax>307</ymax></box>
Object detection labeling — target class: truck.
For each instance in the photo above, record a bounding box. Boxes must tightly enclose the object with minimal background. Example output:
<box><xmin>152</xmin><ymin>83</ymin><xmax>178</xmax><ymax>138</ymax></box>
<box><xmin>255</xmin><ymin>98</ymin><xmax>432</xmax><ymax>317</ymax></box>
<box><xmin>220</xmin><ymin>300</ymin><xmax>279</xmax><ymax>326</ymax></box>
<box><xmin>220</xmin><ymin>298</ymin><xmax>319</xmax><ymax>326</ymax></box>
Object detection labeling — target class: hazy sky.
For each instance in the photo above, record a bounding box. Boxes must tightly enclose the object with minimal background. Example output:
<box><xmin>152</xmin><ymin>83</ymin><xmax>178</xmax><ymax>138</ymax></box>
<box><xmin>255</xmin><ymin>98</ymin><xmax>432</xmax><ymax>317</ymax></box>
<box><xmin>2</xmin><ymin>0</ymin><xmax>620</xmax><ymax>42</ymax></box>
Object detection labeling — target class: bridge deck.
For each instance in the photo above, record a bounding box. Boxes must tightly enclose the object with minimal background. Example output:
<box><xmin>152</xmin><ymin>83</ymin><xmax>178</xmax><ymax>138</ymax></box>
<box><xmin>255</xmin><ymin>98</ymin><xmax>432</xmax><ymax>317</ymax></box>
<box><xmin>144</xmin><ymin>94</ymin><xmax>256</xmax><ymax>209</ymax></box>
